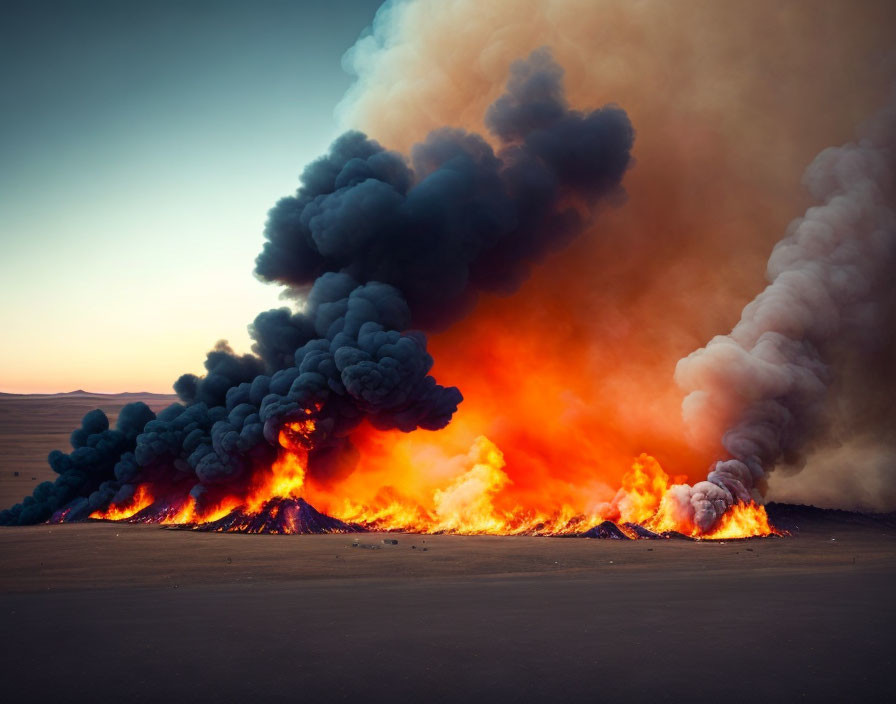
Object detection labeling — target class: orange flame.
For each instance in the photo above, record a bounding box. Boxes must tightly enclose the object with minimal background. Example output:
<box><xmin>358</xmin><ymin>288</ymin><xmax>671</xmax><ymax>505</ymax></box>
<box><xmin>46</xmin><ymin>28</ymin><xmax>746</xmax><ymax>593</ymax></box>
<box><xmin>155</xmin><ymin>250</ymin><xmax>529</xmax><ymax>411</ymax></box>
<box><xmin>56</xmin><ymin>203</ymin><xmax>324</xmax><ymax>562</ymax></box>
<box><xmin>600</xmin><ymin>453</ymin><xmax>687</xmax><ymax>525</ymax></box>
<box><xmin>157</xmin><ymin>495</ymin><xmax>243</xmax><ymax>525</ymax></box>
<box><xmin>701</xmin><ymin>501</ymin><xmax>775</xmax><ymax>540</ymax></box>
<box><xmin>89</xmin><ymin>484</ymin><xmax>154</xmax><ymax>521</ymax></box>
<box><xmin>322</xmin><ymin>437</ymin><xmax>591</xmax><ymax>534</ymax></box>
<box><xmin>310</xmin><ymin>437</ymin><xmax>777</xmax><ymax>539</ymax></box>
<box><xmin>226</xmin><ymin>414</ymin><xmax>315</xmax><ymax>517</ymax></box>
<box><xmin>87</xmin><ymin>404</ymin><xmax>776</xmax><ymax>539</ymax></box>
<box><xmin>90</xmin><ymin>412</ymin><xmax>316</xmax><ymax>526</ymax></box>
<box><xmin>246</xmin><ymin>442</ymin><xmax>307</xmax><ymax>513</ymax></box>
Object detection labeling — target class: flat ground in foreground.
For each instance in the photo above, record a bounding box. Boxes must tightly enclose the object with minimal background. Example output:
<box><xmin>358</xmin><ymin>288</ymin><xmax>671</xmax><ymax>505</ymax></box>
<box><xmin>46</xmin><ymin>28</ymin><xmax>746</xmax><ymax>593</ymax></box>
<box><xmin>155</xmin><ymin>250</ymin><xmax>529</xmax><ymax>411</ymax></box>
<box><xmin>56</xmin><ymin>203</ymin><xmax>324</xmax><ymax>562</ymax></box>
<box><xmin>1</xmin><ymin>394</ymin><xmax>894</xmax><ymax>701</ymax></box>
<box><xmin>2</xmin><ymin>520</ymin><xmax>894</xmax><ymax>703</ymax></box>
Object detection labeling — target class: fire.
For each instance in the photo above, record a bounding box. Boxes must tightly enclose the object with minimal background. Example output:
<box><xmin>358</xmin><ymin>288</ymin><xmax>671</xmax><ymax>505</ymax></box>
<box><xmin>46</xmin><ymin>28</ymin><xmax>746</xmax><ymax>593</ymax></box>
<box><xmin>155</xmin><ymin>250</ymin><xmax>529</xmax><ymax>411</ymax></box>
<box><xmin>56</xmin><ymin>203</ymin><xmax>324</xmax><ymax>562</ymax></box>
<box><xmin>336</xmin><ymin>488</ymin><xmax>436</xmax><ymax>533</ymax></box>
<box><xmin>247</xmin><ymin>446</ymin><xmax>307</xmax><ymax>513</ymax></box>
<box><xmin>701</xmin><ymin>502</ymin><xmax>775</xmax><ymax>540</ymax></box>
<box><xmin>241</xmin><ymin>417</ymin><xmax>315</xmax><ymax>512</ymax></box>
<box><xmin>86</xmin><ymin>407</ymin><xmax>778</xmax><ymax>539</ymax></box>
<box><xmin>87</xmin><ymin>412</ymin><xmax>315</xmax><ymax>528</ymax></box>
<box><xmin>430</xmin><ymin>436</ymin><xmax>511</xmax><ymax>533</ymax></box>
<box><xmin>322</xmin><ymin>437</ymin><xmax>589</xmax><ymax>534</ymax></box>
<box><xmin>602</xmin><ymin>457</ymin><xmax>777</xmax><ymax>539</ymax></box>
<box><xmin>643</xmin><ymin>497</ymin><xmax>776</xmax><ymax>540</ymax></box>
<box><xmin>313</xmin><ymin>439</ymin><xmax>778</xmax><ymax>539</ymax></box>
<box><xmin>321</xmin><ymin>436</ymin><xmax>775</xmax><ymax>540</ymax></box>
<box><xmin>157</xmin><ymin>496</ymin><xmax>242</xmax><ymax>525</ymax></box>
<box><xmin>601</xmin><ymin>453</ymin><xmax>687</xmax><ymax>525</ymax></box>
<box><xmin>89</xmin><ymin>485</ymin><xmax>154</xmax><ymax>521</ymax></box>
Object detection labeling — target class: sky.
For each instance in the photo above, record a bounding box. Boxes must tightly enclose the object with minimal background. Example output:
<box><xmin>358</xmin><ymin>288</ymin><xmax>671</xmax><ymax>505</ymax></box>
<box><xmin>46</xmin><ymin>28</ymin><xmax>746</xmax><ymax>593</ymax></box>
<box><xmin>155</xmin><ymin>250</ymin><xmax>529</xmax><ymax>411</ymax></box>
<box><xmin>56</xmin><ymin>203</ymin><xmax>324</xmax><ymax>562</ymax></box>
<box><xmin>0</xmin><ymin>0</ymin><xmax>383</xmax><ymax>393</ymax></box>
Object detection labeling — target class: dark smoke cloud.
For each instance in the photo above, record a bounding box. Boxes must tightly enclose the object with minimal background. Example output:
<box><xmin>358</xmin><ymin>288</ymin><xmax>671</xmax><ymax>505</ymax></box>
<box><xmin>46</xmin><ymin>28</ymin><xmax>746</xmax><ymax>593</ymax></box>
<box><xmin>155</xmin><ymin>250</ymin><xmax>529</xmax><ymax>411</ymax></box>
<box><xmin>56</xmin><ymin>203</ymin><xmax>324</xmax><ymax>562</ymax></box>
<box><xmin>0</xmin><ymin>403</ymin><xmax>155</xmax><ymax>525</ymax></box>
<box><xmin>174</xmin><ymin>341</ymin><xmax>266</xmax><ymax>408</ymax></box>
<box><xmin>1</xmin><ymin>50</ymin><xmax>633</xmax><ymax>525</ymax></box>
<box><xmin>256</xmin><ymin>48</ymin><xmax>633</xmax><ymax>329</ymax></box>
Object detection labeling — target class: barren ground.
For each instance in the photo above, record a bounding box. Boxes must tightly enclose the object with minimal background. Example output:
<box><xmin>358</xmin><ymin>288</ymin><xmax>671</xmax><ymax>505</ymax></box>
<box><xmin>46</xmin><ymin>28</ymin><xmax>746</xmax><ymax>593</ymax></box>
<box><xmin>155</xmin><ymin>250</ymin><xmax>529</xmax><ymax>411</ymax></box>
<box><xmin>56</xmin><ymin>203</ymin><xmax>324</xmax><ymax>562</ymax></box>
<box><xmin>1</xmin><ymin>394</ymin><xmax>894</xmax><ymax>703</ymax></box>
<box><xmin>0</xmin><ymin>391</ymin><xmax>177</xmax><ymax>510</ymax></box>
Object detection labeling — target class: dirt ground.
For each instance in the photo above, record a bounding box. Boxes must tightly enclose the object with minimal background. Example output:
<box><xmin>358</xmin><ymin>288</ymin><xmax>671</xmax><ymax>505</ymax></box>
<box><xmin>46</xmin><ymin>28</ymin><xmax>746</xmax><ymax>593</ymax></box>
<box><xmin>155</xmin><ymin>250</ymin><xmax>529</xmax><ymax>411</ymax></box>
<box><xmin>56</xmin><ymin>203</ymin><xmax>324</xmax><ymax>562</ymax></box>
<box><xmin>2</xmin><ymin>515</ymin><xmax>894</xmax><ymax>703</ymax></box>
<box><xmin>0</xmin><ymin>391</ymin><xmax>177</xmax><ymax>510</ymax></box>
<box><xmin>1</xmin><ymin>394</ymin><xmax>894</xmax><ymax>702</ymax></box>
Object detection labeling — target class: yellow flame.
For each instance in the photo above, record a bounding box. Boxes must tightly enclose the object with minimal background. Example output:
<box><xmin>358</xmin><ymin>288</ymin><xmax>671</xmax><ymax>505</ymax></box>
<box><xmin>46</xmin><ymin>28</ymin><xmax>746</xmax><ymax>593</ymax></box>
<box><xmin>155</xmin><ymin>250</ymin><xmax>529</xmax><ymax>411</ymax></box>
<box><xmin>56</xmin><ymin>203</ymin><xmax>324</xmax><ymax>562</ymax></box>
<box><xmin>89</xmin><ymin>485</ymin><xmax>154</xmax><ymax>521</ymax></box>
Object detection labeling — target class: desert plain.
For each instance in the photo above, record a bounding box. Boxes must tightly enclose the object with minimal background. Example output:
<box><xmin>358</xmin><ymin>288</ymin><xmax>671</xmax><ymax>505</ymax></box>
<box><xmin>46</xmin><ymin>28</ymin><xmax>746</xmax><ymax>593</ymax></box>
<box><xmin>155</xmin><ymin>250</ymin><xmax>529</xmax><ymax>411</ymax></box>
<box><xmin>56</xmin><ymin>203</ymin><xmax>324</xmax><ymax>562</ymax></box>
<box><xmin>1</xmin><ymin>392</ymin><xmax>894</xmax><ymax>703</ymax></box>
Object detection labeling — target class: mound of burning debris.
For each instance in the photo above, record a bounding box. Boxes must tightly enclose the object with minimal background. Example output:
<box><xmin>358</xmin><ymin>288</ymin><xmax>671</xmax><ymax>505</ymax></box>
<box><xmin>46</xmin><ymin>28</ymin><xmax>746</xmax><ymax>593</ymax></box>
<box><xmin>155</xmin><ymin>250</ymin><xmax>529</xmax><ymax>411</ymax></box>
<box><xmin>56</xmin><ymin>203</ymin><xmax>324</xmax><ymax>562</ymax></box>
<box><xmin>574</xmin><ymin>520</ymin><xmax>694</xmax><ymax>540</ymax></box>
<box><xmin>165</xmin><ymin>497</ymin><xmax>365</xmax><ymax>535</ymax></box>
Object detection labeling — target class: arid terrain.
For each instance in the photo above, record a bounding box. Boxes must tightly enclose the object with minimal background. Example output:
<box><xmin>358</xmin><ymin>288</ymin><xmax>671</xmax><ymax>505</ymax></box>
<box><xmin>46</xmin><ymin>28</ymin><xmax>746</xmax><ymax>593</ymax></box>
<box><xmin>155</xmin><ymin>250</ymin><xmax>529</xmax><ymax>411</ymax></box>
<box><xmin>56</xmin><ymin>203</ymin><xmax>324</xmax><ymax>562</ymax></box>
<box><xmin>0</xmin><ymin>391</ymin><xmax>177</xmax><ymax>510</ymax></box>
<box><xmin>1</xmin><ymin>393</ymin><xmax>894</xmax><ymax>703</ymax></box>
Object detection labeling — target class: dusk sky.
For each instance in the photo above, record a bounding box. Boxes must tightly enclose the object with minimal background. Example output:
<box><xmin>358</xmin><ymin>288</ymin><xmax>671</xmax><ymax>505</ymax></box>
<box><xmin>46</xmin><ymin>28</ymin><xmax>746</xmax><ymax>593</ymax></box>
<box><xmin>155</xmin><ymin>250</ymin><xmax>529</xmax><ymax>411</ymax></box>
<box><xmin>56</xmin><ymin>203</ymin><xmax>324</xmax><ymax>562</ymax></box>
<box><xmin>0</xmin><ymin>0</ymin><xmax>382</xmax><ymax>393</ymax></box>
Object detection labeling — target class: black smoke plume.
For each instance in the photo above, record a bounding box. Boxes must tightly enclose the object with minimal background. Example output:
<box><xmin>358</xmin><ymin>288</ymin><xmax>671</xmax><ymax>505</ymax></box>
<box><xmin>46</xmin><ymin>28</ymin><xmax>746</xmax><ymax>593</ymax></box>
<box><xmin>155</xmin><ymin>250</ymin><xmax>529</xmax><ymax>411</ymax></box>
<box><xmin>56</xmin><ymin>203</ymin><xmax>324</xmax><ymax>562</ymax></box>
<box><xmin>0</xmin><ymin>403</ymin><xmax>155</xmax><ymax>525</ymax></box>
<box><xmin>1</xmin><ymin>50</ymin><xmax>634</xmax><ymax>525</ymax></box>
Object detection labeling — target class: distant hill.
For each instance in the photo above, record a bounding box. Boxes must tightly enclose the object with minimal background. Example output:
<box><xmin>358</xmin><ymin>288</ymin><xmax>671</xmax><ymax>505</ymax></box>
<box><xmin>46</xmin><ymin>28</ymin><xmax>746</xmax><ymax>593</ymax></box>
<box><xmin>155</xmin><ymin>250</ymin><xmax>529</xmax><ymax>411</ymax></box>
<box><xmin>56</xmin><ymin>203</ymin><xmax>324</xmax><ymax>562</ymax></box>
<box><xmin>0</xmin><ymin>390</ymin><xmax>178</xmax><ymax>399</ymax></box>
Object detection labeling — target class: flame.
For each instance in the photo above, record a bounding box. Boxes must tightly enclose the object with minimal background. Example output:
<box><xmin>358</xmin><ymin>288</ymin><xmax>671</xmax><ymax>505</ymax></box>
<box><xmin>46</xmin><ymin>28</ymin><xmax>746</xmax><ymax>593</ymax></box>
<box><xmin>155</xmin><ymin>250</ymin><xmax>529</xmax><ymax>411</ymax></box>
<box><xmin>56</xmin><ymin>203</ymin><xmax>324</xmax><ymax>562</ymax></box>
<box><xmin>701</xmin><ymin>502</ymin><xmax>775</xmax><ymax>540</ymax></box>
<box><xmin>88</xmin><ymin>411</ymin><xmax>315</xmax><ymax>527</ymax></box>
<box><xmin>602</xmin><ymin>456</ymin><xmax>777</xmax><ymax>539</ymax></box>
<box><xmin>246</xmin><ymin>444</ymin><xmax>307</xmax><ymax>513</ymax></box>
<box><xmin>314</xmin><ymin>439</ymin><xmax>777</xmax><ymax>539</ymax></box>
<box><xmin>600</xmin><ymin>453</ymin><xmax>687</xmax><ymax>525</ymax></box>
<box><xmin>322</xmin><ymin>437</ymin><xmax>588</xmax><ymax>534</ymax></box>
<box><xmin>336</xmin><ymin>487</ymin><xmax>436</xmax><ymax>533</ymax></box>
<box><xmin>85</xmin><ymin>404</ymin><xmax>776</xmax><ymax>539</ymax></box>
<box><xmin>644</xmin><ymin>497</ymin><xmax>776</xmax><ymax>539</ymax></box>
<box><xmin>193</xmin><ymin>414</ymin><xmax>313</xmax><ymax>518</ymax></box>
<box><xmin>157</xmin><ymin>496</ymin><xmax>242</xmax><ymax>525</ymax></box>
<box><xmin>430</xmin><ymin>436</ymin><xmax>511</xmax><ymax>533</ymax></box>
<box><xmin>89</xmin><ymin>485</ymin><xmax>154</xmax><ymax>521</ymax></box>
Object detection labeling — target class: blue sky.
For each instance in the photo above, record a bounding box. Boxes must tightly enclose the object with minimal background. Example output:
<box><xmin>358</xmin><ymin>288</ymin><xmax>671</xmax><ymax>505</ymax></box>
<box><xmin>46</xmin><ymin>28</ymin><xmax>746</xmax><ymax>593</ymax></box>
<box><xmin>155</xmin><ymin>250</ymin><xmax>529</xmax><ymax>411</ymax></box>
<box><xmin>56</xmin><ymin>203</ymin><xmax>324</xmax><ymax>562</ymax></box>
<box><xmin>0</xmin><ymin>0</ymin><xmax>384</xmax><ymax>393</ymax></box>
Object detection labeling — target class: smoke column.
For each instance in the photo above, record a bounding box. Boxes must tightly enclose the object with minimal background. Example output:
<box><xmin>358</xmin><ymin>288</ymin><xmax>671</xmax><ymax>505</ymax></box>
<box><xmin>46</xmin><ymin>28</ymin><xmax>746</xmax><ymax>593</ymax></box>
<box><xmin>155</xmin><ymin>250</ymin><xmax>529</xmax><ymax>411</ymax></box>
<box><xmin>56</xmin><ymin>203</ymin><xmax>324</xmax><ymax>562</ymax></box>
<box><xmin>3</xmin><ymin>0</ymin><xmax>895</xmax><ymax>528</ymax></box>
<box><xmin>333</xmin><ymin>0</ymin><xmax>896</xmax><ymax>514</ymax></box>
<box><xmin>0</xmin><ymin>50</ymin><xmax>634</xmax><ymax>525</ymax></box>
<box><xmin>670</xmin><ymin>98</ymin><xmax>896</xmax><ymax>531</ymax></box>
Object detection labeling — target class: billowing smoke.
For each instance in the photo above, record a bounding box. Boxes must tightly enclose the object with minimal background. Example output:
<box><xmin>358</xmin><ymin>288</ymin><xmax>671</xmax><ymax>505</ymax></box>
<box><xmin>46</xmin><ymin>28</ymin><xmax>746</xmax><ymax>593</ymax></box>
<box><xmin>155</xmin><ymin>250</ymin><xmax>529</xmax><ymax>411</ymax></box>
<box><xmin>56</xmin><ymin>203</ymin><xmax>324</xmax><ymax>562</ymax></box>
<box><xmin>331</xmin><ymin>0</ymin><xmax>896</xmax><ymax>516</ymax></box>
<box><xmin>0</xmin><ymin>50</ymin><xmax>633</xmax><ymax>525</ymax></box>
<box><xmin>6</xmin><ymin>1</ymin><xmax>891</xmax><ymax>531</ymax></box>
<box><xmin>256</xmin><ymin>48</ymin><xmax>632</xmax><ymax>330</ymax></box>
<box><xmin>669</xmin><ymin>98</ymin><xmax>896</xmax><ymax>531</ymax></box>
<box><xmin>0</xmin><ymin>404</ymin><xmax>156</xmax><ymax>525</ymax></box>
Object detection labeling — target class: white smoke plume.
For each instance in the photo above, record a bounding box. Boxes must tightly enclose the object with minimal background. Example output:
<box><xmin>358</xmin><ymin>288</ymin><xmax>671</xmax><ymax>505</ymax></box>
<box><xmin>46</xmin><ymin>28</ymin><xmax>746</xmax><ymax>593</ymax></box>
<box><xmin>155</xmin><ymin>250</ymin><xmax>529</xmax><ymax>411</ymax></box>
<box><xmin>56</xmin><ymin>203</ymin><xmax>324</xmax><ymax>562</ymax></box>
<box><xmin>672</xmin><ymin>96</ymin><xmax>896</xmax><ymax>531</ymax></box>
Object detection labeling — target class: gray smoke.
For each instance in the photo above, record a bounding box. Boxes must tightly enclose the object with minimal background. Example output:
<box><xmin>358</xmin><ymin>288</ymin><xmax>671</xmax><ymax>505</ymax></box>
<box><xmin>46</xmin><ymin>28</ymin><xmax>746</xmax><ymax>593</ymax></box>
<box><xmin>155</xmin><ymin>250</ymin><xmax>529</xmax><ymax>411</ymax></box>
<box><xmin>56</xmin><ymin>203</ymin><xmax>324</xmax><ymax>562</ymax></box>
<box><xmin>671</xmin><ymin>95</ymin><xmax>896</xmax><ymax>532</ymax></box>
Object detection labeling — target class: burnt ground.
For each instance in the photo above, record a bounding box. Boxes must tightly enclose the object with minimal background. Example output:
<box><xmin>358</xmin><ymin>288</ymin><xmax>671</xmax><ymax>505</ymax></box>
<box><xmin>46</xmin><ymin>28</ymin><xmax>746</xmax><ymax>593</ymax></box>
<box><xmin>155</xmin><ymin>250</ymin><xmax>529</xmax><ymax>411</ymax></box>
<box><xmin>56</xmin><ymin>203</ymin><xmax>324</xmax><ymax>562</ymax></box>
<box><xmin>0</xmin><ymin>394</ymin><xmax>895</xmax><ymax>702</ymax></box>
